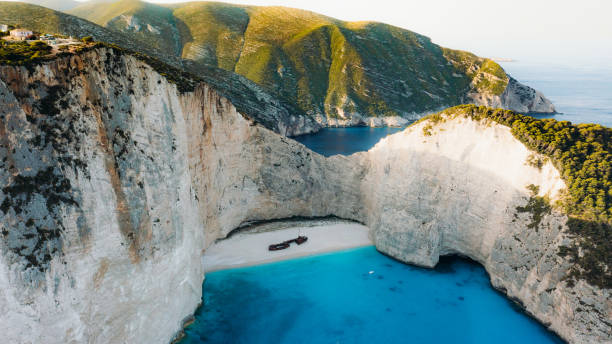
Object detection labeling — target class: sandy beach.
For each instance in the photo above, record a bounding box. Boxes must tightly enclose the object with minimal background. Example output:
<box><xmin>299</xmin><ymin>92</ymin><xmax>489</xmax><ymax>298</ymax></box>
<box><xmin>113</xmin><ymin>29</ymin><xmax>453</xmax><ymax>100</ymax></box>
<box><xmin>203</xmin><ymin>222</ymin><xmax>372</xmax><ymax>272</ymax></box>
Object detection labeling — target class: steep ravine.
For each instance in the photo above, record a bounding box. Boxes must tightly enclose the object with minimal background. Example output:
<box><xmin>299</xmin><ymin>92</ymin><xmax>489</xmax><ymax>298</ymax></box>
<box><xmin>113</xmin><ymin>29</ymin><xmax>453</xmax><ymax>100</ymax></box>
<box><xmin>0</xmin><ymin>49</ymin><xmax>608</xmax><ymax>343</ymax></box>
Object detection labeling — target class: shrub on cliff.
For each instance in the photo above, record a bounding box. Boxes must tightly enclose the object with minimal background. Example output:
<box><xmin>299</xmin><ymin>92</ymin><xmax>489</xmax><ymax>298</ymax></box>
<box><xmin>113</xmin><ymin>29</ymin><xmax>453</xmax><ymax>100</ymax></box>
<box><xmin>0</xmin><ymin>40</ymin><xmax>52</xmax><ymax>65</ymax></box>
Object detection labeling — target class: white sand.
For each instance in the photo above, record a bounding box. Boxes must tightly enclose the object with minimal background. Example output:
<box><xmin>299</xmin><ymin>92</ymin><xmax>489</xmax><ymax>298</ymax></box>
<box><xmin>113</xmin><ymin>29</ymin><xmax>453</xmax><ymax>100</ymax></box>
<box><xmin>203</xmin><ymin>223</ymin><xmax>372</xmax><ymax>272</ymax></box>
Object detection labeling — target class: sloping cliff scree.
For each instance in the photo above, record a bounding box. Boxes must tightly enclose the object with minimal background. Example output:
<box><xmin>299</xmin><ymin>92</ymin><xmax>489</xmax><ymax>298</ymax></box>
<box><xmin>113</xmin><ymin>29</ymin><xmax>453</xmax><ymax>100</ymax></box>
<box><xmin>0</xmin><ymin>48</ymin><xmax>608</xmax><ymax>344</ymax></box>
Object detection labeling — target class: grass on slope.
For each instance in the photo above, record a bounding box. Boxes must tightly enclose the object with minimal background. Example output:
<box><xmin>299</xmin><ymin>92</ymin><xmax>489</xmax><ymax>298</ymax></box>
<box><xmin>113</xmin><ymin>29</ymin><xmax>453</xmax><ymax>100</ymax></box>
<box><xmin>21</xmin><ymin>0</ymin><xmax>81</xmax><ymax>12</ymax></box>
<box><xmin>0</xmin><ymin>2</ymin><xmax>310</xmax><ymax>132</ymax></box>
<box><xmin>70</xmin><ymin>0</ymin><xmax>180</xmax><ymax>56</ymax></box>
<box><xmin>0</xmin><ymin>1</ymin><xmax>61</xmax><ymax>34</ymax></box>
<box><xmin>67</xmin><ymin>0</ymin><xmax>145</xmax><ymax>26</ymax></box>
<box><xmin>442</xmin><ymin>48</ymin><xmax>509</xmax><ymax>96</ymax></box>
<box><xmin>0</xmin><ymin>1</ymin><xmax>163</xmax><ymax>57</ymax></box>
<box><xmin>422</xmin><ymin>105</ymin><xmax>611</xmax><ymax>288</ymax></box>
<box><xmin>173</xmin><ymin>2</ymin><xmax>249</xmax><ymax>70</ymax></box>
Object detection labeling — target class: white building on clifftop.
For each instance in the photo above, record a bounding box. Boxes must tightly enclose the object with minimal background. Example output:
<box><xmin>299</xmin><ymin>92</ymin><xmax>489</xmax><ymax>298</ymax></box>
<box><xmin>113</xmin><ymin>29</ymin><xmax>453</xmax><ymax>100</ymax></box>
<box><xmin>10</xmin><ymin>29</ymin><xmax>33</xmax><ymax>40</ymax></box>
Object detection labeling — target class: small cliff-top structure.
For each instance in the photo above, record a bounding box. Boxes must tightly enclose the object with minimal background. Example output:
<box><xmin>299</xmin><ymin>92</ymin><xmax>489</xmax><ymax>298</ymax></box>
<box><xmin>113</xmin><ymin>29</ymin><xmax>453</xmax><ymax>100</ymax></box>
<box><xmin>9</xmin><ymin>28</ymin><xmax>33</xmax><ymax>40</ymax></box>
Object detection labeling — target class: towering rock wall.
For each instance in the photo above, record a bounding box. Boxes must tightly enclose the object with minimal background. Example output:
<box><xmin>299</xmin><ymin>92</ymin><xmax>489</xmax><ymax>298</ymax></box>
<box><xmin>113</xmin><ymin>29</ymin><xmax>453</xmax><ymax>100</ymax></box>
<box><xmin>360</xmin><ymin>117</ymin><xmax>610</xmax><ymax>343</ymax></box>
<box><xmin>0</xmin><ymin>48</ymin><xmax>608</xmax><ymax>344</ymax></box>
<box><xmin>0</xmin><ymin>48</ymin><xmax>362</xmax><ymax>344</ymax></box>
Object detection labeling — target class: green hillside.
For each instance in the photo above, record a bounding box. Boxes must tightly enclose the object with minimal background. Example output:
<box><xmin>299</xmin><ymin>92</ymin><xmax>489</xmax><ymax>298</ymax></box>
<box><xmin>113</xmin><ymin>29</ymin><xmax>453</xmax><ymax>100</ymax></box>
<box><xmin>67</xmin><ymin>0</ymin><xmax>512</xmax><ymax>119</ymax></box>
<box><xmin>69</xmin><ymin>0</ymin><xmax>181</xmax><ymax>55</ymax></box>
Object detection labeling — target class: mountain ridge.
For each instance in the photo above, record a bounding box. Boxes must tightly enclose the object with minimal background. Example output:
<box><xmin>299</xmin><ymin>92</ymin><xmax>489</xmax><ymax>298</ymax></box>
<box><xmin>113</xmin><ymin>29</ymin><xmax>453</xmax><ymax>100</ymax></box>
<box><xmin>17</xmin><ymin>0</ymin><xmax>80</xmax><ymax>12</ymax></box>
<box><xmin>66</xmin><ymin>0</ymin><xmax>555</xmax><ymax>124</ymax></box>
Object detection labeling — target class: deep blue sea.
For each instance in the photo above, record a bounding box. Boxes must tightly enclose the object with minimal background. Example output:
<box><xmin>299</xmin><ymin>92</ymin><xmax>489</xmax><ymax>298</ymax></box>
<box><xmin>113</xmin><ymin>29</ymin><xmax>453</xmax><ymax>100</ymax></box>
<box><xmin>501</xmin><ymin>62</ymin><xmax>612</xmax><ymax>127</ymax></box>
<box><xmin>182</xmin><ymin>247</ymin><xmax>562</xmax><ymax>343</ymax></box>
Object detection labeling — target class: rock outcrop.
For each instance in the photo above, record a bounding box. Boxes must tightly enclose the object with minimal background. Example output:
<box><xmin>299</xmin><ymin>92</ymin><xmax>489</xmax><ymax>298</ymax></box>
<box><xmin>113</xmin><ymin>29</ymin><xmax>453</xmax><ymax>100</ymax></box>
<box><xmin>2</xmin><ymin>1</ymin><xmax>556</xmax><ymax>134</ymax></box>
<box><xmin>0</xmin><ymin>48</ymin><xmax>608</xmax><ymax>344</ymax></box>
<box><xmin>469</xmin><ymin>76</ymin><xmax>556</xmax><ymax>114</ymax></box>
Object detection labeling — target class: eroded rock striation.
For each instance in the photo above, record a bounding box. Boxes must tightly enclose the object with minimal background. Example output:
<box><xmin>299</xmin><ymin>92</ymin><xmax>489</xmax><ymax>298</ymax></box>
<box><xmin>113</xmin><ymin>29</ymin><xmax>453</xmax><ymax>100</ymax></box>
<box><xmin>0</xmin><ymin>48</ymin><xmax>608</xmax><ymax>343</ymax></box>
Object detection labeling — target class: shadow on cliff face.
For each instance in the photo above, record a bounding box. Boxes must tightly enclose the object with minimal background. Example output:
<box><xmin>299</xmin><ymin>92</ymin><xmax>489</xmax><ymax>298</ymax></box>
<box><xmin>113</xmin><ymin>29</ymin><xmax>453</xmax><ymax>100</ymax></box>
<box><xmin>558</xmin><ymin>218</ymin><xmax>612</xmax><ymax>289</ymax></box>
<box><xmin>434</xmin><ymin>255</ymin><xmax>479</xmax><ymax>274</ymax></box>
<box><xmin>436</xmin><ymin>256</ymin><xmax>566</xmax><ymax>344</ymax></box>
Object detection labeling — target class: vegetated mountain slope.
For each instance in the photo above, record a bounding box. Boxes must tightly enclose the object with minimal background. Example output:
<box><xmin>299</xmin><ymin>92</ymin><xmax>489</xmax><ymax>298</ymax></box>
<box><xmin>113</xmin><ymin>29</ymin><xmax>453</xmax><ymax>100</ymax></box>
<box><xmin>69</xmin><ymin>0</ymin><xmax>182</xmax><ymax>55</ymax></box>
<box><xmin>68</xmin><ymin>0</ymin><xmax>555</xmax><ymax>124</ymax></box>
<box><xmin>0</xmin><ymin>2</ymin><xmax>318</xmax><ymax>135</ymax></box>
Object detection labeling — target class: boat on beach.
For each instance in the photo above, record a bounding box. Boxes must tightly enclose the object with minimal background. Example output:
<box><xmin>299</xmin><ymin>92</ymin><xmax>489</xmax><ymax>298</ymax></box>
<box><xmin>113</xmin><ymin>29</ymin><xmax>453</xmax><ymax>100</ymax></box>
<box><xmin>268</xmin><ymin>235</ymin><xmax>308</xmax><ymax>251</ymax></box>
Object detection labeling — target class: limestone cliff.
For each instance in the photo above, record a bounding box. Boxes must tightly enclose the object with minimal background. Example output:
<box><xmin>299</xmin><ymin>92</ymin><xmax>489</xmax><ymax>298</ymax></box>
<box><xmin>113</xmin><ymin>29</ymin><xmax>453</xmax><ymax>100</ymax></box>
<box><xmin>360</xmin><ymin>116</ymin><xmax>610</xmax><ymax>343</ymax></box>
<box><xmin>468</xmin><ymin>76</ymin><xmax>556</xmax><ymax>114</ymax></box>
<box><xmin>0</xmin><ymin>47</ymin><xmax>360</xmax><ymax>343</ymax></box>
<box><xmin>0</xmin><ymin>48</ymin><xmax>608</xmax><ymax>344</ymax></box>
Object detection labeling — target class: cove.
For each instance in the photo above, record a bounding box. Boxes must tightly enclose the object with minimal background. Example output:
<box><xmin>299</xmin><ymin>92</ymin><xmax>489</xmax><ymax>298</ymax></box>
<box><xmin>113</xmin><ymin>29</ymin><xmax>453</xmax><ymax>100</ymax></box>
<box><xmin>181</xmin><ymin>246</ymin><xmax>563</xmax><ymax>343</ymax></box>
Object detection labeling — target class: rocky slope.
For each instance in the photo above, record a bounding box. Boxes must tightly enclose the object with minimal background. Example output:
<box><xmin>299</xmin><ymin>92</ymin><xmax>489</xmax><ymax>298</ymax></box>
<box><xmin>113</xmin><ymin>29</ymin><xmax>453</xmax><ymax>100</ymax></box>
<box><xmin>0</xmin><ymin>48</ymin><xmax>608</xmax><ymax>343</ymax></box>
<box><xmin>6</xmin><ymin>0</ymin><xmax>555</xmax><ymax>128</ymax></box>
<box><xmin>16</xmin><ymin>0</ymin><xmax>80</xmax><ymax>12</ymax></box>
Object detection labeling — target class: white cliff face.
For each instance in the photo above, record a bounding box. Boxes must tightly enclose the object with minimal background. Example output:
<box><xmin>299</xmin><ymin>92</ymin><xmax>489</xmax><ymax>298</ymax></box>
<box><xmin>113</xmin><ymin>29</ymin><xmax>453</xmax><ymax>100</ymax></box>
<box><xmin>0</xmin><ymin>48</ymin><xmax>608</xmax><ymax>344</ymax></box>
<box><xmin>314</xmin><ymin>113</ymin><xmax>414</xmax><ymax>128</ymax></box>
<box><xmin>360</xmin><ymin>117</ymin><xmax>610</xmax><ymax>343</ymax></box>
<box><xmin>0</xmin><ymin>49</ymin><xmax>362</xmax><ymax>344</ymax></box>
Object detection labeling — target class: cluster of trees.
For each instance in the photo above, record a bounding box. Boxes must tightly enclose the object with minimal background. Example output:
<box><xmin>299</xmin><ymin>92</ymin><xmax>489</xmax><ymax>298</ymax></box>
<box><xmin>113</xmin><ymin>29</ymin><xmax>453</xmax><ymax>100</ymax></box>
<box><xmin>0</xmin><ymin>40</ymin><xmax>52</xmax><ymax>65</ymax></box>
<box><xmin>443</xmin><ymin>105</ymin><xmax>611</xmax><ymax>288</ymax></box>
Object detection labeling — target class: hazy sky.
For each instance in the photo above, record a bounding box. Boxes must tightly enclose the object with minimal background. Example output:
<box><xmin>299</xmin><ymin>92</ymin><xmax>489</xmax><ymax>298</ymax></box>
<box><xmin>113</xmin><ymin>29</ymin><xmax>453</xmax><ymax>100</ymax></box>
<box><xmin>51</xmin><ymin>0</ymin><xmax>612</xmax><ymax>68</ymax></box>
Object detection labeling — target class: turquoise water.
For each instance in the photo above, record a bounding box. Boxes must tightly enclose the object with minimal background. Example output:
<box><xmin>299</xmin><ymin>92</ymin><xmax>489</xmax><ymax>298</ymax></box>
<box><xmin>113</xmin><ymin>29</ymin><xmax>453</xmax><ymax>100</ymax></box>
<box><xmin>181</xmin><ymin>65</ymin><xmax>607</xmax><ymax>343</ymax></box>
<box><xmin>181</xmin><ymin>247</ymin><xmax>562</xmax><ymax>344</ymax></box>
